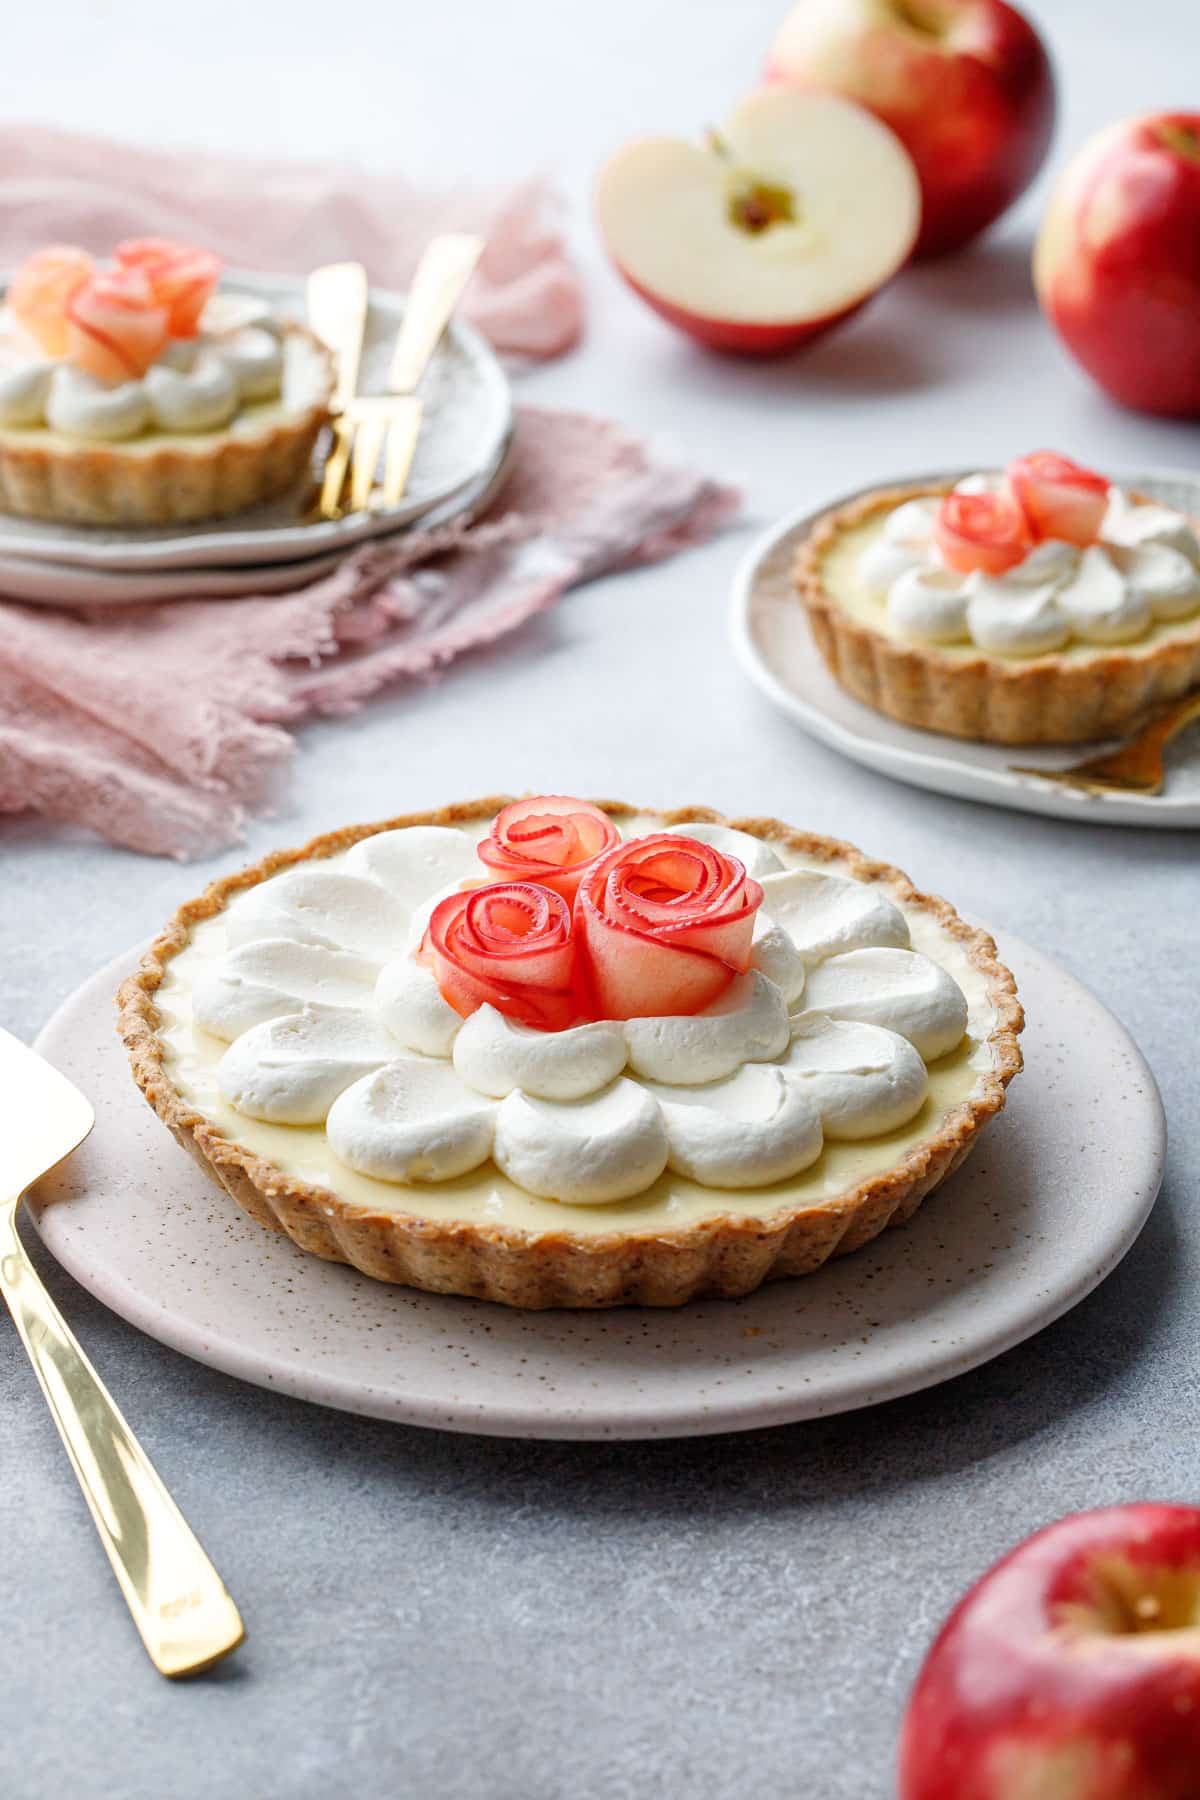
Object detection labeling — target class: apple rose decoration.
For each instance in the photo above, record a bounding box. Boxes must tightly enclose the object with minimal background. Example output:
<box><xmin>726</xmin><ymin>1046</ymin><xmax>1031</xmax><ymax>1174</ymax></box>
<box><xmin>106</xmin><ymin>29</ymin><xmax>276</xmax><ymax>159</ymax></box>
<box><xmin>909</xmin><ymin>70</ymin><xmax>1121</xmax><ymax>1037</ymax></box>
<box><xmin>421</xmin><ymin>883</ymin><xmax>584</xmax><ymax>1032</ymax></box>
<box><xmin>8</xmin><ymin>246</ymin><xmax>95</xmax><ymax>357</ymax></box>
<box><xmin>65</xmin><ymin>268</ymin><xmax>170</xmax><ymax>382</ymax></box>
<box><xmin>1007</xmin><ymin>450</ymin><xmax>1109</xmax><ymax>547</ymax></box>
<box><xmin>933</xmin><ymin>491</ymin><xmax>1031</xmax><ymax>576</ymax></box>
<box><xmin>115</xmin><ymin>239</ymin><xmax>221</xmax><ymax>338</ymax></box>
<box><xmin>576</xmin><ymin>835</ymin><xmax>762</xmax><ymax>1020</ymax></box>
<box><xmin>477</xmin><ymin>796</ymin><xmax>620</xmax><ymax>903</ymax></box>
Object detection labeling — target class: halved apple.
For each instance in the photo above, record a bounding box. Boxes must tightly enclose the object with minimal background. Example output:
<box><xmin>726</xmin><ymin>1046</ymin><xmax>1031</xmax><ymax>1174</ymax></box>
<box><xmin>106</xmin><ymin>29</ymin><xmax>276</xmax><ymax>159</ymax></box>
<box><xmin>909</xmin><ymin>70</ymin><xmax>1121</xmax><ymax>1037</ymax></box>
<box><xmin>595</xmin><ymin>88</ymin><xmax>921</xmax><ymax>355</ymax></box>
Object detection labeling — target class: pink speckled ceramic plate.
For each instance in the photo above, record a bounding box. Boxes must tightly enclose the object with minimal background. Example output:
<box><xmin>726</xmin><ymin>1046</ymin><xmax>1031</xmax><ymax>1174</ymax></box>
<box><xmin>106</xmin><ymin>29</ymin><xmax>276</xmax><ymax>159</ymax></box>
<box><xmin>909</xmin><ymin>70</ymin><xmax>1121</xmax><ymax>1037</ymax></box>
<box><xmin>27</xmin><ymin>936</ymin><xmax>1162</xmax><ymax>1440</ymax></box>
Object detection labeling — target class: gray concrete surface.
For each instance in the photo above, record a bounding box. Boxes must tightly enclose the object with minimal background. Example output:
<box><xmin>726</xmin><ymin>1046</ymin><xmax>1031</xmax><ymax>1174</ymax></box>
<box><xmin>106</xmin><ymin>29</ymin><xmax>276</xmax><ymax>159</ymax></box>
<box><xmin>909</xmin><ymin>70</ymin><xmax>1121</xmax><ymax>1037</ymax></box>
<box><xmin>1</xmin><ymin>1</ymin><xmax>1197</xmax><ymax>1794</ymax></box>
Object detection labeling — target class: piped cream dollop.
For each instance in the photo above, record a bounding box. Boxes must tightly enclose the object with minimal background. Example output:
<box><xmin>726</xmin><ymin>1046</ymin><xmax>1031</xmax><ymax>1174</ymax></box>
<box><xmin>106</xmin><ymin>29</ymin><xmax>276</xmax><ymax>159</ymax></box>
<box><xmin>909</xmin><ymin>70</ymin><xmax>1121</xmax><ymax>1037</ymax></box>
<box><xmin>802</xmin><ymin>947</ymin><xmax>968</xmax><ymax>1061</ymax></box>
<box><xmin>453</xmin><ymin>1006</ymin><xmax>628</xmax><ymax>1101</ymax></box>
<box><xmin>782</xmin><ymin>1016</ymin><xmax>929</xmax><ymax>1139</ymax></box>
<box><xmin>623</xmin><ymin>971</ymin><xmax>790</xmax><ymax>1085</ymax></box>
<box><xmin>644</xmin><ymin>1065</ymin><xmax>823</xmax><ymax>1187</ymax></box>
<box><xmin>194</xmin><ymin>939</ymin><xmax>378</xmax><ymax>1041</ymax></box>
<box><xmin>493</xmin><ymin>1080</ymin><xmax>670</xmax><ymax>1204</ymax></box>
<box><xmin>757</xmin><ymin>869</ymin><xmax>910</xmax><ymax>964</ymax></box>
<box><xmin>327</xmin><ymin>1060</ymin><xmax>495</xmax><ymax>1183</ymax></box>
<box><xmin>217</xmin><ymin>1010</ymin><xmax>395</xmax><ymax>1126</ymax></box>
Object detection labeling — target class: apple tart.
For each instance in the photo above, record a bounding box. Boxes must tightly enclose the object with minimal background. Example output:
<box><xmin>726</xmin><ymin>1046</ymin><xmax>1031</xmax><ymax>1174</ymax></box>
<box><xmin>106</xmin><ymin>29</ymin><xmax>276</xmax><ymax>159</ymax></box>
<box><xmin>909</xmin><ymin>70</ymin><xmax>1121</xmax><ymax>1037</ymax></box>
<box><xmin>118</xmin><ymin>796</ymin><xmax>1022</xmax><ymax>1309</ymax></box>
<box><xmin>796</xmin><ymin>452</ymin><xmax>1200</xmax><ymax>744</ymax></box>
<box><xmin>0</xmin><ymin>241</ymin><xmax>332</xmax><ymax>525</ymax></box>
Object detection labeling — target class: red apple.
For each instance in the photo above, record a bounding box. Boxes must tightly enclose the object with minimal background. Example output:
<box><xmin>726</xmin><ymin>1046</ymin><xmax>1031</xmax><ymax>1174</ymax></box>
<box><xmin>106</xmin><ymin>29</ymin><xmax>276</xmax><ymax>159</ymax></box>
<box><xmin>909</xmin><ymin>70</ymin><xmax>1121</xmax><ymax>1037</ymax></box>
<box><xmin>764</xmin><ymin>0</ymin><xmax>1056</xmax><ymax>257</ymax></box>
<box><xmin>899</xmin><ymin>1504</ymin><xmax>1200</xmax><ymax>1799</ymax></box>
<box><xmin>1035</xmin><ymin>114</ymin><xmax>1200</xmax><ymax>419</ymax></box>
<box><xmin>595</xmin><ymin>88</ymin><xmax>920</xmax><ymax>356</ymax></box>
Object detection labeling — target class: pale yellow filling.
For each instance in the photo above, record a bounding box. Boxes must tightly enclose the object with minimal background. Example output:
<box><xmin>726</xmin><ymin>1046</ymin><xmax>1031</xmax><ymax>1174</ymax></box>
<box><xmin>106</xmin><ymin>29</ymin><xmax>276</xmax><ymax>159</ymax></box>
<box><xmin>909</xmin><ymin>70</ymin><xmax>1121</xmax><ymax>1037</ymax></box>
<box><xmin>156</xmin><ymin>819</ymin><xmax>1001</xmax><ymax>1233</ymax></box>
<box><xmin>821</xmin><ymin>511</ymin><xmax>1200</xmax><ymax>662</ymax></box>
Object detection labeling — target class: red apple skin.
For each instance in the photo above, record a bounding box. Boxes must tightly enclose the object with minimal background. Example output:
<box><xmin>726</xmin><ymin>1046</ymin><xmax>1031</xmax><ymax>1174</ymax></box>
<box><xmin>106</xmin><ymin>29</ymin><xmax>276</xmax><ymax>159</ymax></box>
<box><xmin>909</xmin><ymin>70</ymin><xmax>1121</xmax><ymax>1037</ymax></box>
<box><xmin>764</xmin><ymin>0</ymin><xmax>1056</xmax><ymax>257</ymax></box>
<box><xmin>898</xmin><ymin>1504</ymin><xmax>1200</xmax><ymax>1799</ymax></box>
<box><xmin>1035</xmin><ymin>114</ymin><xmax>1200</xmax><ymax>419</ymax></box>
<box><xmin>611</xmin><ymin>265</ymin><xmax>871</xmax><ymax>355</ymax></box>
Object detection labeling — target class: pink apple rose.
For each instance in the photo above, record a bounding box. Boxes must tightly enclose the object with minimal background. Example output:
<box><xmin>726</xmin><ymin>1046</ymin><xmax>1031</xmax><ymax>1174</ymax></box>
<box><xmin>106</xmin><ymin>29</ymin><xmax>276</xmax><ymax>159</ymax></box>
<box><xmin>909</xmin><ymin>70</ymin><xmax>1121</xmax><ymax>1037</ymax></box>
<box><xmin>576</xmin><ymin>835</ymin><xmax>762</xmax><ymax>1020</ymax></box>
<box><xmin>115</xmin><ymin>239</ymin><xmax>221</xmax><ymax>338</ymax></box>
<box><xmin>1007</xmin><ymin>451</ymin><xmax>1110</xmax><ymax>547</ymax></box>
<box><xmin>477</xmin><ymin>796</ymin><xmax>621</xmax><ymax>904</ymax></box>
<box><xmin>65</xmin><ymin>269</ymin><xmax>170</xmax><ymax>383</ymax></box>
<box><xmin>934</xmin><ymin>491</ymin><xmax>1031</xmax><ymax>575</ymax></box>
<box><xmin>9</xmin><ymin>247</ymin><xmax>95</xmax><ymax>357</ymax></box>
<box><xmin>422</xmin><ymin>882</ymin><xmax>584</xmax><ymax>1032</ymax></box>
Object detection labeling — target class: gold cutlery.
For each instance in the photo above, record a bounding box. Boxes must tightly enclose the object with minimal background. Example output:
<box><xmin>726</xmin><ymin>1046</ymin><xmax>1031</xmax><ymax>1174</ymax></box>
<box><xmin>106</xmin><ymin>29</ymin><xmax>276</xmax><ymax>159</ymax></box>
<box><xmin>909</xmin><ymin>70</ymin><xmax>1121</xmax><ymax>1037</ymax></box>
<box><xmin>310</xmin><ymin>235</ymin><xmax>484</xmax><ymax>518</ymax></box>
<box><xmin>1009</xmin><ymin>689</ymin><xmax>1200</xmax><ymax>796</ymax></box>
<box><xmin>306</xmin><ymin>260</ymin><xmax>369</xmax><ymax>520</ymax></box>
<box><xmin>376</xmin><ymin>231</ymin><xmax>485</xmax><ymax>507</ymax></box>
<box><xmin>0</xmin><ymin>1028</ymin><xmax>244</xmax><ymax>1677</ymax></box>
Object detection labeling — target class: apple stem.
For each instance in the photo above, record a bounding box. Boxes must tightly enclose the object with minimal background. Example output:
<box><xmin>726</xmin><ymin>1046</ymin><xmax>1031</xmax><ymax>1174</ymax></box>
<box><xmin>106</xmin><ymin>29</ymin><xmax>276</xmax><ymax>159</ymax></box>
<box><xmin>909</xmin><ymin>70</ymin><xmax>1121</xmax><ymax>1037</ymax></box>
<box><xmin>889</xmin><ymin>0</ymin><xmax>948</xmax><ymax>38</ymax></box>
<box><xmin>1158</xmin><ymin>120</ymin><xmax>1200</xmax><ymax>164</ymax></box>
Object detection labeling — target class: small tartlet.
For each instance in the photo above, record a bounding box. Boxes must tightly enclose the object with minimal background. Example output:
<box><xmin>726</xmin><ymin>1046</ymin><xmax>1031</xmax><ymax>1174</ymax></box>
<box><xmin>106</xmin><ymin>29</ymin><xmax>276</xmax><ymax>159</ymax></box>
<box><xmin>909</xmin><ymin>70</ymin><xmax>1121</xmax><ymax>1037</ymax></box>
<box><xmin>0</xmin><ymin>240</ymin><xmax>333</xmax><ymax>526</ymax></box>
<box><xmin>116</xmin><ymin>798</ymin><xmax>1023</xmax><ymax>1310</ymax></box>
<box><xmin>795</xmin><ymin>479</ymin><xmax>1200</xmax><ymax>745</ymax></box>
<box><xmin>0</xmin><ymin>323</ymin><xmax>332</xmax><ymax>527</ymax></box>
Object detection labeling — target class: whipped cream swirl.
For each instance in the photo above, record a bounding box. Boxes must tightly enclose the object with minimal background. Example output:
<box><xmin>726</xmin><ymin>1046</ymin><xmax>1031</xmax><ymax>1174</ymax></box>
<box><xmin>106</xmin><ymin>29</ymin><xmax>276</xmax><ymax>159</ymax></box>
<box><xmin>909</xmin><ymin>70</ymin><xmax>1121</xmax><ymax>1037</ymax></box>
<box><xmin>859</xmin><ymin>479</ymin><xmax>1200</xmax><ymax>658</ymax></box>
<box><xmin>193</xmin><ymin>818</ymin><xmax>972</xmax><ymax>1206</ymax></box>
<box><xmin>0</xmin><ymin>303</ymin><xmax>285</xmax><ymax>441</ymax></box>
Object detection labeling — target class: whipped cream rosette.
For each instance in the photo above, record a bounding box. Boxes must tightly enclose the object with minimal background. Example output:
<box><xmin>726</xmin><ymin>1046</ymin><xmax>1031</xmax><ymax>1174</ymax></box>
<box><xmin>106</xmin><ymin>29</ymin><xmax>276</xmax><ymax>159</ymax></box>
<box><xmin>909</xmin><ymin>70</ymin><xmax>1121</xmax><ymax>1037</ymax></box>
<box><xmin>119</xmin><ymin>799</ymin><xmax>1022</xmax><ymax>1305</ymax></box>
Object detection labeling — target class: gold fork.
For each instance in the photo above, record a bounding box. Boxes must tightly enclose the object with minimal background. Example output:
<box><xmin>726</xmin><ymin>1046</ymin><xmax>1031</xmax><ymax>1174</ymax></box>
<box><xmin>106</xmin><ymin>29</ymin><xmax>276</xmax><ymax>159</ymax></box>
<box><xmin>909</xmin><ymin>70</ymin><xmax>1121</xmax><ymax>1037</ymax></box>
<box><xmin>1009</xmin><ymin>689</ymin><xmax>1200</xmax><ymax>796</ymax></box>
<box><xmin>0</xmin><ymin>1028</ymin><xmax>244</xmax><ymax>1677</ymax></box>
<box><xmin>307</xmin><ymin>260</ymin><xmax>369</xmax><ymax>520</ymax></box>
<box><xmin>310</xmin><ymin>235</ymin><xmax>484</xmax><ymax>518</ymax></box>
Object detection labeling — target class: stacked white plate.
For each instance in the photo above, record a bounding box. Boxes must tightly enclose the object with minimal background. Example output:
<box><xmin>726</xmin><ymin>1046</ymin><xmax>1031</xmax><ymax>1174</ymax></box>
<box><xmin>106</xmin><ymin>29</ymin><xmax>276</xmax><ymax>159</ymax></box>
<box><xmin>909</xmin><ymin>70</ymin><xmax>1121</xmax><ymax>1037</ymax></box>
<box><xmin>0</xmin><ymin>272</ymin><xmax>515</xmax><ymax>606</ymax></box>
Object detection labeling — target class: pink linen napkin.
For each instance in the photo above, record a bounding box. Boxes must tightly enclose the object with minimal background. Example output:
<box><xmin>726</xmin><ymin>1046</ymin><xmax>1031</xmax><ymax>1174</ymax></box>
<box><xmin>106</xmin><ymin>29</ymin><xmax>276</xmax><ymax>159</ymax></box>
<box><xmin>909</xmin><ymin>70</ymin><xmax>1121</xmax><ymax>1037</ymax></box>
<box><xmin>0</xmin><ymin>408</ymin><xmax>739</xmax><ymax>858</ymax></box>
<box><xmin>0</xmin><ymin>125</ymin><xmax>583</xmax><ymax>360</ymax></box>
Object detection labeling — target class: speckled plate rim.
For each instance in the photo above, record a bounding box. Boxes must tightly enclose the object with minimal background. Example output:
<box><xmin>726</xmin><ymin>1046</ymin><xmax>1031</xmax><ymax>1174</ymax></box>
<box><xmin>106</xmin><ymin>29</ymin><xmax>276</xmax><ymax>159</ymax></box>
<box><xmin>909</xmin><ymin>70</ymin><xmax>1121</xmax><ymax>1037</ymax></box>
<box><xmin>27</xmin><ymin>934</ymin><xmax>1163</xmax><ymax>1440</ymax></box>
<box><xmin>730</xmin><ymin>465</ymin><xmax>1200</xmax><ymax>830</ymax></box>
<box><xmin>0</xmin><ymin>268</ymin><xmax>513</xmax><ymax>572</ymax></box>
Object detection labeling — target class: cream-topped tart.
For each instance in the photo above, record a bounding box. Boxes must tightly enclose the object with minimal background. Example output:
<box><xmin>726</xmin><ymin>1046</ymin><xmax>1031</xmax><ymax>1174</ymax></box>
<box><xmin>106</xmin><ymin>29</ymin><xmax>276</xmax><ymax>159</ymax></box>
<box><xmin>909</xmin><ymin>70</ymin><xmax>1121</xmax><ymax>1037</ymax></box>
<box><xmin>118</xmin><ymin>797</ymin><xmax>1022</xmax><ymax>1309</ymax></box>
<box><xmin>0</xmin><ymin>241</ymin><xmax>332</xmax><ymax>525</ymax></box>
<box><xmin>797</xmin><ymin>452</ymin><xmax>1200</xmax><ymax>744</ymax></box>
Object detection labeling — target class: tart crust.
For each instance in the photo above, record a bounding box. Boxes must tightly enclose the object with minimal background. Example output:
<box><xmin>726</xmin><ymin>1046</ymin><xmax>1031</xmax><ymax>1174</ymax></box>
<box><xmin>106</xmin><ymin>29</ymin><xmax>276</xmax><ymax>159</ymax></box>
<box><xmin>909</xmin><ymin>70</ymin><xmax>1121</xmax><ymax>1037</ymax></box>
<box><xmin>795</xmin><ymin>481</ymin><xmax>1200</xmax><ymax>745</ymax></box>
<box><xmin>0</xmin><ymin>324</ymin><xmax>333</xmax><ymax>527</ymax></box>
<box><xmin>116</xmin><ymin>798</ymin><xmax>1024</xmax><ymax>1310</ymax></box>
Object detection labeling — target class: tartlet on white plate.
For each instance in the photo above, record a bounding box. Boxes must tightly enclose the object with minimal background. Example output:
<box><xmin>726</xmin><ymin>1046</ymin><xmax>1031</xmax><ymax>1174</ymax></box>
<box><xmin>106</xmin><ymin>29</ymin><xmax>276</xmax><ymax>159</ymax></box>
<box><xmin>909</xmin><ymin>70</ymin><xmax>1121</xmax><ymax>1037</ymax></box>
<box><xmin>796</xmin><ymin>454</ymin><xmax>1200</xmax><ymax>745</ymax></box>
<box><xmin>118</xmin><ymin>797</ymin><xmax>1022</xmax><ymax>1309</ymax></box>
<box><xmin>0</xmin><ymin>240</ymin><xmax>332</xmax><ymax>526</ymax></box>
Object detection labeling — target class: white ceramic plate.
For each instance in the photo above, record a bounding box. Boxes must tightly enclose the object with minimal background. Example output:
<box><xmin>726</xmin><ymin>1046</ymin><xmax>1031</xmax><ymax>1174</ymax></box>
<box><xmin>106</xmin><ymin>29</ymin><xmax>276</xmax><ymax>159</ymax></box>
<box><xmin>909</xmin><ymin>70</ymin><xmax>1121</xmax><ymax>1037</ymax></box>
<box><xmin>0</xmin><ymin>424</ymin><xmax>516</xmax><ymax>606</ymax></box>
<box><xmin>27</xmin><ymin>934</ymin><xmax>1162</xmax><ymax>1440</ymax></box>
<box><xmin>0</xmin><ymin>269</ymin><xmax>512</xmax><ymax>573</ymax></box>
<box><xmin>731</xmin><ymin>467</ymin><xmax>1200</xmax><ymax>829</ymax></box>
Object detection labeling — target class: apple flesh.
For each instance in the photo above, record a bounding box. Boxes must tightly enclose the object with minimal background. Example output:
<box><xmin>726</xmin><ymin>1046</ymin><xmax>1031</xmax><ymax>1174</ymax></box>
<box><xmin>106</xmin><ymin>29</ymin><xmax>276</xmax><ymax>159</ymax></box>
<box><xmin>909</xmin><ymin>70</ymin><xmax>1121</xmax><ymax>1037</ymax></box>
<box><xmin>1035</xmin><ymin>114</ymin><xmax>1200</xmax><ymax>419</ymax></box>
<box><xmin>899</xmin><ymin>1504</ymin><xmax>1200</xmax><ymax>1799</ymax></box>
<box><xmin>595</xmin><ymin>88</ymin><xmax>920</xmax><ymax>355</ymax></box>
<box><xmin>765</xmin><ymin>0</ymin><xmax>1056</xmax><ymax>258</ymax></box>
